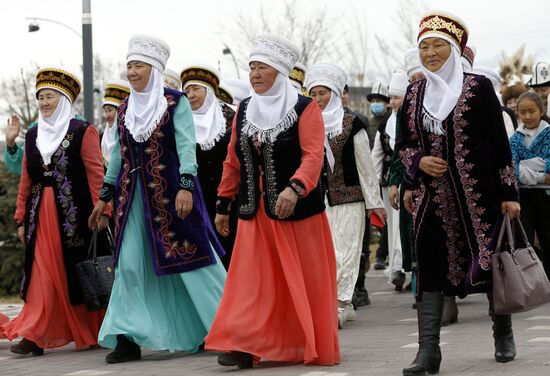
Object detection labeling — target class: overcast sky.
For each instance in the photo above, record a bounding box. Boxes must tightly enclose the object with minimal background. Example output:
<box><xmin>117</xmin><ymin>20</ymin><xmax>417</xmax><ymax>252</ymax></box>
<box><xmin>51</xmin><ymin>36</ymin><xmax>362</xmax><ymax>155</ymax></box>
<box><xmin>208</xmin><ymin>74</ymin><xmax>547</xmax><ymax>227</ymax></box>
<box><xmin>1</xmin><ymin>0</ymin><xmax>549</xmax><ymax>84</ymax></box>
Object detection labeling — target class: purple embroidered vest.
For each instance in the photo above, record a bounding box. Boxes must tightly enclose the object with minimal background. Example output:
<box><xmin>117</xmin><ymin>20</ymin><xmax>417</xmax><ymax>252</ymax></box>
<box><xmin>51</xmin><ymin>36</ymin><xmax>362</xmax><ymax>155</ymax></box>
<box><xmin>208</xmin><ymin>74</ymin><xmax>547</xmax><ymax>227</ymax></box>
<box><xmin>114</xmin><ymin>88</ymin><xmax>222</xmax><ymax>275</ymax></box>
<box><xmin>22</xmin><ymin>119</ymin><xmax>94</xmax><ymax>305</ymax></box>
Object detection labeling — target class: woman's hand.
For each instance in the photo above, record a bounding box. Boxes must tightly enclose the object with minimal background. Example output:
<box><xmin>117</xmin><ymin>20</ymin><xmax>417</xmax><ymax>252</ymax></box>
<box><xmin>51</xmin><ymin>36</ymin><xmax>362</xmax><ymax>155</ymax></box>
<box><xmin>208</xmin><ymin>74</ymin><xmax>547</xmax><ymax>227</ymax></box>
<box><xmin>175</xmin><ymin>190</ymin><xmax>193</xmax><ymax>219</ymax></box>
<box><xmin>6</xmin><ymin>115</ymin><xmax>20</xmax><ymax>147</ymax></box>
<box><xmin>275</xmin><ymin>187</ymin><xmax>298</xmax><ymax>219</ymax></box>
<box><xmin>98</xmin><ymin>215</ymin><xmax>109</xmax><ymax>232</ymax></box>
<box><xmin>89</xmin><ymin>201</ymin><xmax>107</xmax><ymax>229</ymax></box>
<box><xmin>215</xmin><ymin>214</ymin><xmax>230</xmax><ymax>237</ymax></box>
<box><xmin>17</xmin><ymin>226</ymin><xmax>25</xmax><ymax>244</ymax></box>
<box><xmin>368</xmin><ymin>208</ymin><xmax>387</xmax><ymax>225</ymax></box>
<box><xmin>501</xmin><ymin>201</ymin><xmax>520</xmax><ymax>219</ymax></box>
<box><xmin>389</xmin><ymin>185</ymin><xmax>400</xmax><ymax>210</ymax></box>
<box><xmin>419</xmin><ymin>156</ymin><xmax>448</xmax><ymax>178</ymax></box>
<box><xmin>403</xmin><ymin>190</ymin><xmax>413</xmax><ymax>214</ymax></box>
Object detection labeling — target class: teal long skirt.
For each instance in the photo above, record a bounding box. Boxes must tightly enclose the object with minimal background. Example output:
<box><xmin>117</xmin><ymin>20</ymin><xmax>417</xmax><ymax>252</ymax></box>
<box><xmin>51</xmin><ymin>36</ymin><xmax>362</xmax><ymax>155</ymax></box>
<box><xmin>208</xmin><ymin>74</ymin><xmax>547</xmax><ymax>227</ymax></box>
<box><xmin>98</xmin><ymin>184</ymin><xmax>226</xmax><ymax>352</ymax></box>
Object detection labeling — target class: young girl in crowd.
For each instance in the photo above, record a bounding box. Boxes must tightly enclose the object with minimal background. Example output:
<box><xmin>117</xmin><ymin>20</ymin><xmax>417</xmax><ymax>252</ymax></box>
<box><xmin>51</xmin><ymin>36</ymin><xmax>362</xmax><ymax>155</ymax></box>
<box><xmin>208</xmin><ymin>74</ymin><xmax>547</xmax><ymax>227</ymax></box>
<box><xmin>509</xmin><ymin>92</ymin><xmax>550</xmax><ymax>278</ymax></box>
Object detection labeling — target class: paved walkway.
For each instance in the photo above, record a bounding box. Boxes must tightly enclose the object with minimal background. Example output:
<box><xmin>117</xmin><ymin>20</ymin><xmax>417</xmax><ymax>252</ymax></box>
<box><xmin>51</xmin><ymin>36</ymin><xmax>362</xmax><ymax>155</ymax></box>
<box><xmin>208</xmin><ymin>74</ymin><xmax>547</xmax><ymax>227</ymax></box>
<box><xmin>1</xmin><ymin>269</ymin><xmax>549</xmax><ymax>375</ymax></box>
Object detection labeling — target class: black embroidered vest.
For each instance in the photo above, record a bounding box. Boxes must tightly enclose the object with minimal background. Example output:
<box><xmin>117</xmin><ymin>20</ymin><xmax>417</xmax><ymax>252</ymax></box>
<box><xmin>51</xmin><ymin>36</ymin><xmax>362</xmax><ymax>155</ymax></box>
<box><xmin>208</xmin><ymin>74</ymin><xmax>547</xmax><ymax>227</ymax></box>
<box><xmin>324</xmin><ymin>113</ymin><xmax>366</xmax><ymax>206</ymax></box>
<box><xmin>377</xmin><ymin>115</ymin><xmax>394</xmax><ymax>186</ymax></box>
<box><xmin>196</xmin><ymin>103</ymin><xmax>235</xmax><ymax>221</ymax></box>
<box><xmin>235</xmin><ymin>95</ymin><xmax>325</xmax><ymax>220</ymax></box>
<box><xmin>22</xmin><ymin>119</ymin><xmax>94</xmax><ymax>305</ymax></box>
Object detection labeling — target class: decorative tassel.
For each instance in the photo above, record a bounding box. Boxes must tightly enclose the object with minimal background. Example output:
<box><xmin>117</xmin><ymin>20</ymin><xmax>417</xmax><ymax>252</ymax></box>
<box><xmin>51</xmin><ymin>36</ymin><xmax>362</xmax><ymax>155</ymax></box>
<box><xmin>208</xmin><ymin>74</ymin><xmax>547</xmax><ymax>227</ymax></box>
<box><xmin>421</xmin><ymin>107</ymin><xmax>445</xmax><ymax>136</ymax></box>
<box><xmin>198</xmin><ymin>126</ymin><xmax>227</xmax><ymax>151</ymax></box>
<box><xmin>245</xmin><ymin>108</ymin><xmax>298</xmax><ymax>143</ymax></box>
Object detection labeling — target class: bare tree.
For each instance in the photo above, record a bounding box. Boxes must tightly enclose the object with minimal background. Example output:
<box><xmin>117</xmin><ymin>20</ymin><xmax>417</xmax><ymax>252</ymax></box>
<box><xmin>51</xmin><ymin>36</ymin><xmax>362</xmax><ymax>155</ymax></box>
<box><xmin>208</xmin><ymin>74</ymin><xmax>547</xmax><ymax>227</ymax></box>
<box><xmin>223</xmin><ymin>0</ymin><xmax>348</xmax><ymax>69</ymax></box>
<box><xmin>0</xmin><ymin>65</ymin><xmax>40</xmax><ymax>130</ymax></box>
<box><xmin>342</xmin><ymin>2</ymin><xmax>370</xmax><ymax>87</ymax></box>
<box><xmin>0</xmin><ymin>55</ymin><xmax>123</xmax><ymax>135</ymax></box>
<box><xmin>371</xmin><ymin>0</ymin><xmax>427</xmax><ymax>83</ymax></box>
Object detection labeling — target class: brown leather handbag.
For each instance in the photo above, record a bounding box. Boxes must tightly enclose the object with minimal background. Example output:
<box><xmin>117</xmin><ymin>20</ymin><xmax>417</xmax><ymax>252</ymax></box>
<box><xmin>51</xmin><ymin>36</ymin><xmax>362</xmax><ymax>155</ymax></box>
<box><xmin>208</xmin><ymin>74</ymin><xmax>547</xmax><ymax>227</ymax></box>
<box><xmin>491</xmin><ymin>214</ymin><xmax>550</xmax><ymax>315</ymax></box>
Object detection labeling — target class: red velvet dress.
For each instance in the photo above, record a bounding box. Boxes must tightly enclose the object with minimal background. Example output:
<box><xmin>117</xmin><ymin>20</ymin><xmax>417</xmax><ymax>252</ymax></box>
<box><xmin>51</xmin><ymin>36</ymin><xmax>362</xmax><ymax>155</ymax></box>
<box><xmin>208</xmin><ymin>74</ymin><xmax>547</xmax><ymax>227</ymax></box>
<box><xmin>205</xmin><ymin>102</ymin><xmax>340</xmax><ymax>365</ymax></box>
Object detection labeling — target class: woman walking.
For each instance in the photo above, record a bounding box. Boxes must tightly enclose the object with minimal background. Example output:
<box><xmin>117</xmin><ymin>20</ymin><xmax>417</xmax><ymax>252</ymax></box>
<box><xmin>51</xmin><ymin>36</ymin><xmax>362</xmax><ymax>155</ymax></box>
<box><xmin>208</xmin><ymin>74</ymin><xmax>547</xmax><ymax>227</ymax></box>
<box><xmin>89</xmin><ymin>34</ymin><xmax>226</xmax><ymax>363</ymax></box>
<box><xmin>1</xmin><ymin>66</ymin><xmax>109</xmax><ymax>355</ymax></box>
<box><xmin>205</xmin><ymin>34</ymin><xmax>340</xmax><ymax>369</ymax></box>
<box><xmin>396</xmin><ymin>12</ymin><xmax>520</xmax><ymax>375</ymax></box>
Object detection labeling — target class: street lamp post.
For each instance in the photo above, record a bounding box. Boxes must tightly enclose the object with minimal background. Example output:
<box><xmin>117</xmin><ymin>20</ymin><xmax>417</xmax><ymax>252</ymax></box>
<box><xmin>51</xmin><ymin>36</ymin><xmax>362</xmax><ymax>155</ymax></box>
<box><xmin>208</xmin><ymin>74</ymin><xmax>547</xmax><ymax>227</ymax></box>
<box><xmin>82</xmin><ymin>0</ymin><xmax>94</xmax><ymax>124</ymax></box>
<box><xmin>223</xmin><ymin>44</ymin><xmax>240</xmax><ymax>79</ymax></box>
<box><xmin>26</xmin><ymin>0</ymin><xmax>94</xmax><ymax>124</ymax></box>
<box><xmin>26</xmin><ymin>17</ymin><xmax>82</xmax><ymax>37</ymax></box>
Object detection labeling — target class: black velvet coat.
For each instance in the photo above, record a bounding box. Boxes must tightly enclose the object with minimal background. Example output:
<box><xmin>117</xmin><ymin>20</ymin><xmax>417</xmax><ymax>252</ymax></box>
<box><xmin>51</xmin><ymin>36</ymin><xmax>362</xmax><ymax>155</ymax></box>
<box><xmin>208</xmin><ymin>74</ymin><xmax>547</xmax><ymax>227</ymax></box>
<box><xmin>396</xmin><ymin>74</ymin><xmax>519</xmax><ymax>297</ymax></box>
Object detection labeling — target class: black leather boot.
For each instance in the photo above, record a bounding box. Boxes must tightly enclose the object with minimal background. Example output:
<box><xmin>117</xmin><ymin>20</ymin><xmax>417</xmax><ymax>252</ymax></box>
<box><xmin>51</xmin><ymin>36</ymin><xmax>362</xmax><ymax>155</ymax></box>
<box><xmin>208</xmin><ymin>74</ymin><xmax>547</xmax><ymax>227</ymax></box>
<box><xmin>403</xmin><ymin>291</ymin><xmax>443</xmax><ymax>376</ymax></box>
<box><xmin>105</xmin><ymin>335</ymin><xmax>141</xmax><ymax>364</ymax></box>
<box><xmin>10</xmin><ymin>338</ymin><xmax>44</xmax><ymax>356</ymax></box>
<box><xmin>440</xmin><ymin>296</ymin><xmax>458</xmax><ymax>326</ymax></box>
<box><xmin>217</xmin><ymin>351</ymin><xmax>253</xmax><ymax>369</ymax></box>
<box><xmin>492</xmin><ymin>313</ymin><xmax>516</xmax><ymax>363</ymax></box>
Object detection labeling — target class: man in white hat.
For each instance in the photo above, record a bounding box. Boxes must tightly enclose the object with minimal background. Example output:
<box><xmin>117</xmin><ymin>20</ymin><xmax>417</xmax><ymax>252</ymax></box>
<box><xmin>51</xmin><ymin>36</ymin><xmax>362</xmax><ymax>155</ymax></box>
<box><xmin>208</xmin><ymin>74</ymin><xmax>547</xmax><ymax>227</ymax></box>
<box><xmin>366</xmin><ymin>82</ymin><xmax>391</xmax><ymax>148</ymax></box>
<box><xmin>528</xmin><ymin>61</ymin><xmax>550</xmax><ymax>113</ymax></box>
<box><xmin>372</xmin><ymin>69</ymin><xmax>409</xmax><ymax>291</ymax></box>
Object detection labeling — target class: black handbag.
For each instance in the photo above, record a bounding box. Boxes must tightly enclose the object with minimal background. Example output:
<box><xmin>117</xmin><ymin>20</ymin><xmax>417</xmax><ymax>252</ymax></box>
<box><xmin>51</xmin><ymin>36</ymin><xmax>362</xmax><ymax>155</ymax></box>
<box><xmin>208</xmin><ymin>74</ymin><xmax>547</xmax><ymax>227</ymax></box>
<box><xmin>75</xmin><ymin>227</ymin><xmax>115</xmax><ymax>311</ymax></box>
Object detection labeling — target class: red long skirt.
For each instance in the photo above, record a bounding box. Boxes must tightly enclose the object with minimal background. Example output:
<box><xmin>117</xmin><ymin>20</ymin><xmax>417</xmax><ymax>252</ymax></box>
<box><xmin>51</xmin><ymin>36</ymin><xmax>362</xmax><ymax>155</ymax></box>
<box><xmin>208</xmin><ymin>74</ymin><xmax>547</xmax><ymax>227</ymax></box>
<box><xmin>205</xmin><ymin>200</ymin><xmax>340</xmax><ymax>365</ymax></box>
<box><xmin>1</xmin><ymin>188</ymin><xmax>104</xmax><ymax>349</ymax></box>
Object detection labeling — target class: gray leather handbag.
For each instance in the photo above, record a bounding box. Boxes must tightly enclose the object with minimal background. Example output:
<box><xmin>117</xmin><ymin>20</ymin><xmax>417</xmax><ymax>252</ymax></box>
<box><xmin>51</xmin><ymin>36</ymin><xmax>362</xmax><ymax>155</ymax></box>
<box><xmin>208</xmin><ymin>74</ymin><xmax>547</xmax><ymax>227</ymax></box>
<box><xmin>491</xmin><ymin>214</ymin><xmax>550</xmax><ymax>315</ymax></box>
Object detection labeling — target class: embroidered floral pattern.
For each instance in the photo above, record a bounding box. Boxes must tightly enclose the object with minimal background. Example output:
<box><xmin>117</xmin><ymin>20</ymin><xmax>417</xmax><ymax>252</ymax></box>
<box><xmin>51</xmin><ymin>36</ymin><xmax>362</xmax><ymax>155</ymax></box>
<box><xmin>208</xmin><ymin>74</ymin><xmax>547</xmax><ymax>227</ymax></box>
<box><xmin>499</xmin><ymin>165</ymin><xmax>519</xmax><ymax>190</ymax></box>
<box><xmin>400</xmin><ymin>81</ymin><xmax>423</xmax><ymax>181</ymax></box>
<box><xmin>115</xmin><ymin>100</ymin><xmax>132</xmax><ymax>243</ymax></box>
<box><xmin>238</xmin><ymin>101</ymin><xmax>258</xmax><ymax>216</ymax></box>
<box><xmin>451</xmin><ymin>76</ymin><xmax>493</xmax><ymax>272</ymax></box>
<box><xmin>145</xmin><ymin>96</ymin><xmax>198</xmax><ymax>261</ymax></box>
<box><xmin>262</xmin><ymin>142</ymin><xmax>280</xmax><ymax>213</ymax></box>
<box><xmin>51</xmin><ymin>142</ymin><xmax>79</xmax><ymax>242</ymax></box>
<box><xmin>419</xmin><ymin>15</ymin><xmax>465</xmax><ymax>46</ymax></box>
<box><xmin>26</xmin><ymin>184</ymin><xmax>42</xmax><ymax>243</ymax></box>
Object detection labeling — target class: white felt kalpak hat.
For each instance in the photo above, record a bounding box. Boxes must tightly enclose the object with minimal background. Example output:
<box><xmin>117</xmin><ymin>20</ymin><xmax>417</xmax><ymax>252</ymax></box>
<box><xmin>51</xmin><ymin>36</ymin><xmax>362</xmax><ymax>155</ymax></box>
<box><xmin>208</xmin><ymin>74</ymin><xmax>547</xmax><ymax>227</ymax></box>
<box><xmin>388</xmin><ymin>69</ymin><xmax>409</xmax><ymax>97</ymax></box>
<box><xmin>249</xmin><ymin>34</ymin><xmax>301</xmax><ymax>76</ymax></box>
<box><xmin>127</xmin><ymin>34</ymin><xmax>170</xmax><ymax>72</ymax></box>
<box><xmin>305</xmin><ymin>63</ymin><xmax>347</xmax><ymax>95</ymax></box>
<box><xmin>404</xmin><ymin>48</ymin><xmax>422</xmax><ymax>79</ymax></box>
<box><xmin>527</xmin><ymin>61</ymin><xmax>550</xmax><ymax>87</ymax></box>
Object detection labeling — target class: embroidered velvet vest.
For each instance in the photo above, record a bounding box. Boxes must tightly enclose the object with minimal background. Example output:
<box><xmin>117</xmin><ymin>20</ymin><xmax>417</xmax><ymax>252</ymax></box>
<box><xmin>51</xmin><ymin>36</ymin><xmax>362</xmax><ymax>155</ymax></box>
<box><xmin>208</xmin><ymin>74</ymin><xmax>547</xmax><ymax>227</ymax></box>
<box><xmin>22</xmin><ymin>119</ymin><xmax>94</xmax><ymax>305</ymax></box>
<box><xmin>324</xmin><ymin>113</ymin><xmax>366</xmax><ymax>206</ymax></box>
<box><xmin>235</xmin><ymin>95</ymin><xmax>325</xmax><ymax>221</ymax></box>
<box><xmin>115</xmin><ymin>88</ymin><xmax>222</xmax><ymax>275</ymax></box>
